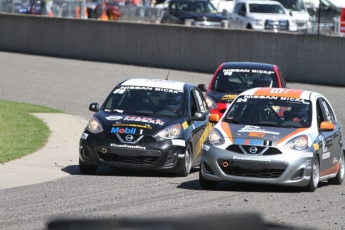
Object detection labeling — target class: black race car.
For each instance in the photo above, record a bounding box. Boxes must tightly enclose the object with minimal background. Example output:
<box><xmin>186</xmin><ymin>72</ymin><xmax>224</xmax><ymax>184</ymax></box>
<box><xmin>79</xmin><ymin>78</ymin><xmax>213</xmax><ymax>176</ymax></box>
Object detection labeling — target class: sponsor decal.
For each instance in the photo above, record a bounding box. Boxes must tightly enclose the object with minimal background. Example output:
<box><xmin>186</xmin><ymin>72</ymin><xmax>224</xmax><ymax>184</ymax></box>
<box><xmin>313</xmin><ymin>143</ymin><xmax>319</xmax><ymax>151</ymax></box>
<box><xmin>221</xmin><ymin>94</ymin><xmax>237</xmax><ymax>101</ymax></box>
<box><xmin>253</xmin><ymin>88</ymin><xmax>304</xmax><ymax>98</ymax></box>
<box><xmin>120</xmin><ymin>79</ymin><xmax>184</xmax><ymax>92</ymax></box>
<box><xmin>113</xmin><ymin>123</ymin><xmax>152</xmax><ymax>129</ymax></box>
<box><xmin>111</xmin><ymin>127</ymin><xmax>136</xmax><ymax>134</ymax></box>
<box><xmin>301</xmin><ymin>152</ymin><xmax>313</xmax><ymax>158</ymax></box>
<box><xmin>322</xmin><ymin>152</ymin><xmax>330</xmax><ymax>160</ymax></box>
<box><xmin>235</xmin><ymin>139</ymin><xmax>264</xmax><ymax>146</ymax></box>
<box><xmin>110</xmin><ymin>143</ymin><xmax>146</xmax><ymax>149</ymax></box>
<box><xmin>233</xmin><ymin>156</ymin><xmax>271</xmax><ymax>162</ymax></box>
<box><xmin>106</xmin><ymin>116</ymin><xmax>123</xmax><ymax>121</ymax></box>
<box><xmin>249</xmin><ymin>132</ymin><xmax>265</xmax><ymax>138</ymax></box>
<box><xmin>333</xmin><ymin>157</ymin><xmax>339</xmax><ymax>164</ymax></box>
<box><xmin>81</xmin><ymin>133</ymin><xmax>88</xmax><ymax>140</ymax></box>
<box><xmin>202</xmin><ymin>144</ymin><xmax>210</xmax><ymax>151</ymax></box>
<box><xmin>171</xmin><ymin>139</ymin><xmax>185</xmax><ymax>147</ymax></box>
<box><xmin>182</xmin><ymin>121</ymin><xmax>188</xmax><ymax>130</ymax></box>
<box><xmin>124</xmin><ymin>116</ymin><xmax>164</xmax><ymax>125</ymax></box>
<box><xmin>223</xmin><ymin>69</ymin><xmax>250</xmax><ymax>76</ymax></box>
<box><xmin>239</xmin><ymin>126</ymin><xmax>280</xmax><ymax>135</ymax></box>
<box><xmin>194</xmin><ymin>123</ymin><xmax>214</xmax><ymax>159</ymax></box>
<box><xmin>318</xmin><ymin>135</ymin><xmax>327</xmax><ymax>152</ymax></box>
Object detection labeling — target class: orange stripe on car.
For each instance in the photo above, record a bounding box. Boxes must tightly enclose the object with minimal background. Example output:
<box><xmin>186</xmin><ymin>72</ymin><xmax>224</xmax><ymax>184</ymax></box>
<box><xmin>221</xmin><ymin>122</ymin><xmax>233</xmax><ymax>143</ymax></box>
<box><xmin>253</xmin><ymin>88</ymin><xmax>304</xmax><ymax>98</ymax></box>
<box><xmin>320</xmin><ymin>161</ymin><xmax>340</xmax><ymax>177</ymax></box>
<box><xmin>275</xmin><ymin>128</ymin><xmax>307</xmax><ymax>146</ymax></box>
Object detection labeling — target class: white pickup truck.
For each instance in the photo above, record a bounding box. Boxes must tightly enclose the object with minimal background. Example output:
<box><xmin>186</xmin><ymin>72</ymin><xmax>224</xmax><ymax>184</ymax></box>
<box><xmin>228</xmin><ymin>0</ymin><xmax>298</xmax><ymax>32</ymax></box>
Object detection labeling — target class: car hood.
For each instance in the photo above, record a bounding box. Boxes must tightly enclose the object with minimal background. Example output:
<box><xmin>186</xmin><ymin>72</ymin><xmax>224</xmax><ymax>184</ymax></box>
<box><xmin>248</xmin><ymin>13</ymin><xmax>292</xmax><ymax>20</ymax></box>
<box><xmin>95</xmin><ymin>111</ymin><xmax>183</xmax><ymax>135</ymax></box>
<box><xmin>207</xmin><ymin>90</ymin><xmax>241</xmax><ymax>103</ymax></box>
<box><xmin>291</xmin><ymin>11</ymin><xmax>310</xmax><ymax>20</ymax></box>
<box><xmin>218</xmin><ymin>122</ymin><xmax>309</xmax><ymax>146</ymax></box>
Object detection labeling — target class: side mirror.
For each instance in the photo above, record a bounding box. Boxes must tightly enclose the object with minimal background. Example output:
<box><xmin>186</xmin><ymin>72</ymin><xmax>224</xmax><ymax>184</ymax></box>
<box><xmin>192</xmin><ymin>112</ymin><xmax>206</xmax><ymax>121</ymax></box>
<box><xmin>289</xmin><ymin>10</ymin><xmax>293</xmax><ymax>16</ymax></box>
<box><xmin>238</xmin><ymin>10</ymin><xmax>245</xmax><ymax>16</ymax></box>
<box><xmin>89</xmin><ymin>102</ymin><xmax>99</xmax><ymax>112</ymax></box>
<box><xmin>319</xmin><ymin>121</ymin><xmax>335</xmax><ymax>132</ymax></box>
<box><xmin>198</xmin><ymin>84</ymin><xmax>207</xmax><ymax>92</ymax></box>
<box><xmin>222</xmin><ymin>9</ymin><xmax>228</xmax><ymax>16</ymax></box>
<box><xmin>209</xmin><ymin>113</ymin><xmax>220</xmax><ymax>123</ymax></box>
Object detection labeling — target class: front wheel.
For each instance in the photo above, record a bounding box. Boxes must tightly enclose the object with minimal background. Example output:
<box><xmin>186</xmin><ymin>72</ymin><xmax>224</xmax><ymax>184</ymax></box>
<box><xmin>79</xmin><ymin>158</ymin><xmax>97</xmax><ymax>175</ymax></box>
<box><xmin>304</xmin><ymin>156</ymin><xmax>319</xmax><ymax>192</ymax></box>
<box><xmin>177</xmin><ymin>144</ymin><xmax>192</xmax><ymax>177</ymax></box>
<box><xmin>328</xmin><ymin>152</ymin><xmax>344</xmax><ymax>185</ymax></box>
<box><xmin>199</xmin><ymin>169</ymin><xmax>218</xmax><ymax>190</ymax></box>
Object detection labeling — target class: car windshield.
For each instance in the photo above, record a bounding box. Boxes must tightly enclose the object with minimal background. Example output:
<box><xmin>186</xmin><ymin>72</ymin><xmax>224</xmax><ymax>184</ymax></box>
<box><xmin>249</xmin><ymin>3</ymin><xmax>286</xmax><ymax>14</ymax></box>
<box><xmin>275</xmin><ymin>0</ymin><xmax>306</xmax><ymax>11</ymax></box>
<box><xmin>176</xmin><ymin>1</ymin><xmax>218</xmax><ymax>13</ymax></box>
<box><xmin>102</xmin><ymin>85</ymin><xmax>185</xmax><ymax>117</ymax></box>
<box><xmin>224</xmin><ymin>95</ymin><xmax>312</xmax><ymax>128</ymax></box>
<box><xmin>211</xmin><ymin>68</ymin><xmax>279</xmax><ymax>93</ymax></box>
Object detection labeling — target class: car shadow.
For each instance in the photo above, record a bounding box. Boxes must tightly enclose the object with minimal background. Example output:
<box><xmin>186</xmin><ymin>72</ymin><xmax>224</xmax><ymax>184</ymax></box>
<box><xmin>177</xmin><ymin>179</ymin><xmax>329</xmax><ymax>193</ymax></box>
<box><xmin>62</xmin><ymin>165</ymin><xmax>199</xmax><ymax>178</ymax></box>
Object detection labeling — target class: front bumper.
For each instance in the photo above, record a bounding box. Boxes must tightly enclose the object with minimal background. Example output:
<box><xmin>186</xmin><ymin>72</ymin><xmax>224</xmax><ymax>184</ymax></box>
<box><xmin>79</xmin><ymin>133</ymin><xmax>187</xmax><ymax>173</ymax></box>
<box><xmin>201</xmin><ymin>144</ymin><xmax>314</xmax><ymax>187</ymax></box>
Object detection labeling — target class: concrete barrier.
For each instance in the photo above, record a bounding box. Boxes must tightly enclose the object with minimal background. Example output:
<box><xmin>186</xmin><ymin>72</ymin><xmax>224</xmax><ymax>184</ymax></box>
<box><xmin>1</xmin><ymin>12</ymin><xmax>345</xmax><ymax>86</ymax></box>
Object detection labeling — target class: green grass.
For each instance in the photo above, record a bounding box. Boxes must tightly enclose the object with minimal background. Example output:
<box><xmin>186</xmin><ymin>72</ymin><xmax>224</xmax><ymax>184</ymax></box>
<box><xmin>0</xmin><ymin>100</ymin><xmax>64</xmax><ymax>163</ymax></box>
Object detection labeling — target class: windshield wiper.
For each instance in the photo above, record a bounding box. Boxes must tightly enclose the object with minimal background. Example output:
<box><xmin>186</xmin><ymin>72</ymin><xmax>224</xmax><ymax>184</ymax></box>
<box><xmin>248</xmin><ymin>123</ymin><xmax>280</xmax><ymax>127</ymax></box>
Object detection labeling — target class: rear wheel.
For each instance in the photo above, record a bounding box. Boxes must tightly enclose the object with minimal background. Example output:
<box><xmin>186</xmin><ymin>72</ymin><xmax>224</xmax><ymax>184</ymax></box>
<box><xmin>199</xmin><ymin>168</ymin><xmax>218</xmax><ymax>190</ymax></box>
<box><xmin>79</xmin><ymin>158</ymin><xmax>97</xmax><ymax>175</ymax></box>
<box><xmin>304</xmin><ymin>156</ymin><xmax>319</xmax><ymax>192</ymax></box>
<box><xmin>328</xmin><ymin>152</ymin><xmax>344</xmax><ymax>185</ymax></box>
<box><xmin>177</xmin><ymin>144</ymin><xmax>192</xmax><ymax>177</ymax></box>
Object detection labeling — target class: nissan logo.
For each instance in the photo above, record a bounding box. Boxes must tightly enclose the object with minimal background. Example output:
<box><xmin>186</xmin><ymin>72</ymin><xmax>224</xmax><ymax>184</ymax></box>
<box><xmin>249</xmin><ymin>146</ymin><xmax>258</xmax><ymax>154</ymax></box>
<box><xmin>125</xmin><ymin>135</ymin><xmax>134</xmax><ymax>142</ymax></box>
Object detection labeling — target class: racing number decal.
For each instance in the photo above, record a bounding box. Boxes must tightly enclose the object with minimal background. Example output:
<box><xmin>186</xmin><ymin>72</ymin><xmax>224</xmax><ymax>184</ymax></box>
<box><xmin>254</xmin><ymin>88</ymin><xmax>304</xmax><ymax>98</ymax></box>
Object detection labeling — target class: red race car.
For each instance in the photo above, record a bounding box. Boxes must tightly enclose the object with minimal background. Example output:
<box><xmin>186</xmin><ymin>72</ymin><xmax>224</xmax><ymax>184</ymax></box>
<box><xmin>200</xmin><ymin>62</ymin><xmax>288</xmax><ymax>117</ymax></box>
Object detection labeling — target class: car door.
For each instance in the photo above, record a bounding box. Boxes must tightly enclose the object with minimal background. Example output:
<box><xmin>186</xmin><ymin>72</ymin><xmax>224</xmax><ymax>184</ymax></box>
<box><xmin>317</xmin><ymin>97</ymin><xmax>342</xmax><ymax>176</ymax></box>
<box><xmin>188</xmin><ymin>87</ymin><xmax>212</xmax><ymax>165</ymax></box>
<box><xmin>229</xmin><ymin>2</ymin><xmax>243</xmax><ymax>28</ymax></box>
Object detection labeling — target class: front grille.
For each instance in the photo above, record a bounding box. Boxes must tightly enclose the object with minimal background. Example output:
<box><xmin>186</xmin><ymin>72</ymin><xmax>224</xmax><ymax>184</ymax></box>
<box><xmin>104</xmin><ymin>134</ymin><xmax>156</xmax><ymax>144</ymax></box>
<box><xmin>98</xmin><ymin>153</ymin><xmax>158</xmax><ymax>165</ymax></box>
<box><xmin>219</xmin><ymin>160</ymin><xmax>287</xmax><ymax>178</ymax></box>
<box><xmin>221</xmin><ymin>167</ymin><xmax>285</xmax><ymax>178</ymax></box>
<box><xmin>226</xmin><ymin>144</ymin><xmax>282</xmax><ymax>155</ymax></box>
<box><xmin>265</xmin><ymin>20</ymin><xmax>289</xmax><ymax>31</ymax></box>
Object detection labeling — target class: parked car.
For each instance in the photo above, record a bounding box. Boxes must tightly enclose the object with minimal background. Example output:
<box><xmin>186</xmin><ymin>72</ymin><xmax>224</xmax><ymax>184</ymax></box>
<box><xmin>268</xmin><ymin>0</ymin><xmax>311</xmax><ymax>32</ymax></box>
<box><xmin>199</xmin><ymin>87</ymin><xmax>345</xmax><ymax>192</ymax></box>
<box><xmin>228</xmin><ymin>0</ymin><xmax>298</xmax><ymax>31</ymax></box>
<box><xmin>79</xmin><ymin>78</ymin><xmax>213</xmax><ymax>176</ymax></box>
<box><xmin>160</xmin><ymin>0</ymin><xmax>229</xmax><ymax>28</ymax></box>
<box><xmin>201</xmin><ymin>62</ymin><xmax>287</xmax><ymax>117</ymax></box>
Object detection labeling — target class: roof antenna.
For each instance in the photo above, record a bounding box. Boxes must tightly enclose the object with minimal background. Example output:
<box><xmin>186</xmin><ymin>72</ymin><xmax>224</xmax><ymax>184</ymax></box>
<box><xmin>166</xmin><ymin>71</ymin><xmax>170</xmax><ymax>80</ymax></box>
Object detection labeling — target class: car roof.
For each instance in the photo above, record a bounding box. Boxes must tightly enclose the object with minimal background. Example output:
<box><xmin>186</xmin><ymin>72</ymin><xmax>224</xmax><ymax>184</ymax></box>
<box><xmin>237</xmin><ymin>87</ymin><xmax>324</xmax><ymax>100</ymax></box>
<box><xmin>220</xmin><ymin>62</ymin><xmax>276</xmax><ymax>70</ymax></box>
<box><xmin>120</xmin><ymin>78</ymin><xmax>188</xmax><ymax>92</ymax></box>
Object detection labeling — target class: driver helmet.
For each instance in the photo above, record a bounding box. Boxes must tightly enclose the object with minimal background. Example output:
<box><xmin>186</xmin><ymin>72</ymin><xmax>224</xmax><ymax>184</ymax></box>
<box><xmin>258</xmin><ymin>75</ymin><xmax>273</xmax><ymax>87</ymax></box>
<box><xmin>290</xmin><ymin>107</ymin><xmax>308</xmax><ymax>123</ymax></box>
<box><xmin>165</xmin><ymin>93</ymin><xmax>183</xmax><ymax>112</ymax></box>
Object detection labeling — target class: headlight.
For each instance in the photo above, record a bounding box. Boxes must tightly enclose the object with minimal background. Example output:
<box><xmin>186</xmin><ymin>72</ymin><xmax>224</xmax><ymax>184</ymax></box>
<box><xmin>86</xmin><ymin>117</ymin><xmax>103</xmax><ymax>133</ymax></box>
<box><xmin>205</xmin><ymin>96</ymin><xmax>218</xmax><ymax>109</ymax></box>
<box><xmin>285</xmin><ymin>135</ymin><xmax>308</xmax><ymax>151</ymax></box>
<box><xmin>207</xmin><ymin>128</ymin><xmax>225</xmax><ymax>146</ymax></box>
<box><xmin>254</xmin><ymin>19</ymin><xmax>263</xmax><ymax>26</ymax></box>
<box><xmin>158</xmin><ymin>123</ymin><xmax>181</xmax><ymax>139</ymax></box>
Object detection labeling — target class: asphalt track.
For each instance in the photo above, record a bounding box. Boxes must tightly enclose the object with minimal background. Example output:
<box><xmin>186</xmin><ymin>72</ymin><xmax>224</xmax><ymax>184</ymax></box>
<box><xmin>1</xmin><ymin>51</ymin><xmax>345</xmax><ymax>230</ymax></box>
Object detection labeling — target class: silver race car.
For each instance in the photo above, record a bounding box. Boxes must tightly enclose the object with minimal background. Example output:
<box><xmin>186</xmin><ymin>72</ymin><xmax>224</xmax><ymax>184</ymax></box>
<box><xmin>200</xmin><ymin>87</ymin><xmax>345</xmax><ymax>192</ymax></box>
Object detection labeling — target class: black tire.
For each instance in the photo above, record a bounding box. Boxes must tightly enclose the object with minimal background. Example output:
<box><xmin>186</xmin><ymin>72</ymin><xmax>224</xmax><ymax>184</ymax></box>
<box><xmin>79</xmin><ymin>158</ymin><xmax>97</xmax><ymax>175</ymax></box>
<box><xmin>328</xmin><ymin>152</ymin><xmax>344</xmax><ymax>185</ymax></box>
<box><xmin>304</xmin><ymin>156</ymin><xmax>319</xmax><ymax>192</ymax></box>
<box><xmin>199</xmin><ymin>168</ymin><xmax>218</xmax><ymax>190</ymax></box>
<box><xmin>177</xmin><ymin>144</ymin><xmax>192</xmax><ymax>177</ymax></box>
